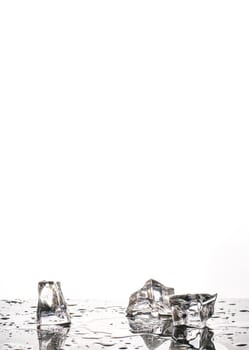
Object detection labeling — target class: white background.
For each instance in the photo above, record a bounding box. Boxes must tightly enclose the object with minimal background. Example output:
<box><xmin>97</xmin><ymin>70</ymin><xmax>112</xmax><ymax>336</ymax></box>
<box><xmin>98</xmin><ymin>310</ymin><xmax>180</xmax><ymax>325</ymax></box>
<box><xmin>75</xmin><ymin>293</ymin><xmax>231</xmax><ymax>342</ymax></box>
<box><xmin>0</xmin><ymin>1</ymin><xmax>249</xmax><ymax>301</ymax></box>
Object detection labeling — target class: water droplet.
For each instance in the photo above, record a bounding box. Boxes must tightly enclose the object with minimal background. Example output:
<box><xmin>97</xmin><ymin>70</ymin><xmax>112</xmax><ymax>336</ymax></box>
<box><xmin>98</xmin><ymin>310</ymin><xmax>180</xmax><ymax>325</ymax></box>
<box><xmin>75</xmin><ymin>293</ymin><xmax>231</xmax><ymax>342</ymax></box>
<box><xmin>236</xmin><ymin>344</ymin><xmax>248</xmax><ymax>347</ymax></box>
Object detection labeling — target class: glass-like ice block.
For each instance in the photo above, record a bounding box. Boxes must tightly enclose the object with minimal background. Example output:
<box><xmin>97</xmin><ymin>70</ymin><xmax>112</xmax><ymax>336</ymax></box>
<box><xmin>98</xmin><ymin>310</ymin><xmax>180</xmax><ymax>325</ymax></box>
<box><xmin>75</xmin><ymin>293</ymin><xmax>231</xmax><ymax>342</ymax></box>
<box><xmin>37</xmin><ymin>281</ymin><xmax>71</xmax><ymax>326</ymax></box>
<box><xmin>126</xmin><ymin>279</ymin><xmax>175</xmax><ymax>317</ymax></box>
<box><xmin>169</xmin><ymin>294</ymin><xmax>217</xmax><ymax>328</ymax></box>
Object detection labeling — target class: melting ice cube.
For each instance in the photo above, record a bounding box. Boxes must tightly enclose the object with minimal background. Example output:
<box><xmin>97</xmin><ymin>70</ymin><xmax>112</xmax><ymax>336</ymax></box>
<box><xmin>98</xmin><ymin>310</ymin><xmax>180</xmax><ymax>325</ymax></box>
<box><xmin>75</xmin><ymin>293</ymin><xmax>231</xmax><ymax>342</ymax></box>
<box><xmin>37</xmin><ymin>281</ymin><xmax>71</xmax><ymax>326</ymax></box>
<box><xmin>169</xmin><ymin>293</ymin><xmax>217</xmax><ymax>328</ymax></box>
<box><xmin>126</xmin><ymin>279</ymin><xmax>175</xmax><ymax>317</ymax></box>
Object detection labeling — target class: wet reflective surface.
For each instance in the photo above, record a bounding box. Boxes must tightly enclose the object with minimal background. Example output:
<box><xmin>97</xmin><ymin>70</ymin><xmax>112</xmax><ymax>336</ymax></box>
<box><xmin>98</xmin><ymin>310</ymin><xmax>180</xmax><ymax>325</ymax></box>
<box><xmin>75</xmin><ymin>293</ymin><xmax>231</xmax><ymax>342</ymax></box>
<box><xmin>0</xmin><ymin>299</ymin><xmax>249</xmax><ymax>350</ymax></box>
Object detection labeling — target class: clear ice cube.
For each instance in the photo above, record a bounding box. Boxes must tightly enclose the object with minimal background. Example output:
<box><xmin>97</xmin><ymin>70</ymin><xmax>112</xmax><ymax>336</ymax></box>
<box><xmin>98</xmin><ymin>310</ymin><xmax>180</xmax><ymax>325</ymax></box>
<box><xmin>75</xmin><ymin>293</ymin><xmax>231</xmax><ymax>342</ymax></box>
<box><xmin>169</xmin><ymin>293</ymin><xmax>217</xmax><ymax>328</ymax></box>
<box><xmin>37</xmin><ymin>281</ymin><xmax>71</xmax><ymax>326</ymax></box>
<box><xmin>126</xmin><ymin>279</ymin><xmax>175</xmax><ymax>317</ymax></box>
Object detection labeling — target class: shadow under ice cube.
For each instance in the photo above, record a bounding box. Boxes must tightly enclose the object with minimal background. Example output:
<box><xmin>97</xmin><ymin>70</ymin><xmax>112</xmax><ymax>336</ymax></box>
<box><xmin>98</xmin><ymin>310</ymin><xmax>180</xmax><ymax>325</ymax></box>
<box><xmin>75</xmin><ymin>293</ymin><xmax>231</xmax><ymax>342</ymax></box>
<box><xmin>126</xmin><ymin>279</ymin><xmax>175</xmax><ymax>317</ymax></box>
<box><xmin>128</xmin><ymin>314</ymin><xmax>173</xmax><ymax>336</ymax></box>
<box><xmin>169</xmin><ymin>294</ymin><xmax>217</xmax><ymax>328</ymax></box>
<box><xmin>37</xmin><ymin>281</ymin><xmax>71</xmax><ymax>326</ymax></box>
<box><xmin>170</xmin><ymin>326</ymin><xmax>215</xmax><ymax>350</ymax></box>
<box><xmin>37</xmin><ymin>325</ymin><xmax>70</xmax><ymax>350</ymax></box>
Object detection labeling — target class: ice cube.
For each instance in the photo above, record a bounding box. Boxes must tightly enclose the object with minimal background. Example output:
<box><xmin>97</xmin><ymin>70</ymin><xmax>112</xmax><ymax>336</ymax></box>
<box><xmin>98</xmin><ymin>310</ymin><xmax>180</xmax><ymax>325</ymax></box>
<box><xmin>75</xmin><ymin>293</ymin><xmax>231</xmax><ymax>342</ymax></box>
<box><xmin>37</xmin><ymin>281</ymin><xmax>71</xmax><ymax>326</ymax></box>
<box><xmin>169</xmin><ymin>294</ymin><xmax>217</xmax><ymax>328</ymax></box>
<box><xmin>126</xmin><ymin>279</ymin><xmax>175</xmax><ymax>317</ymax></box>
